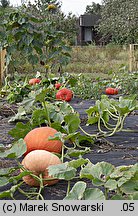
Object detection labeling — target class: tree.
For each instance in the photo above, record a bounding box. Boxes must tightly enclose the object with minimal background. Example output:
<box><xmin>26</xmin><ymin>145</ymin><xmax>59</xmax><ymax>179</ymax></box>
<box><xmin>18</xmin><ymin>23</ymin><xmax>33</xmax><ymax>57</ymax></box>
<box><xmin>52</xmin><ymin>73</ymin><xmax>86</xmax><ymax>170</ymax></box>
<box><xmin>0</xmin><ymin>0</ymin><xmax>10</xmax><ymax>8</ymax></box>
<box><xmin>85</xmin><ymin>2</ymin><xmax>102</xmax><ymax>14</ymax></box>
<box><xmin>22</xmin><ymin>0</ymin><xmax>78</xmax><ymax>45</ymax></box>
<box><xmin>99</xmin><ymin>0</ymin><xmax>138</xmax><ymax>44</ymax></box>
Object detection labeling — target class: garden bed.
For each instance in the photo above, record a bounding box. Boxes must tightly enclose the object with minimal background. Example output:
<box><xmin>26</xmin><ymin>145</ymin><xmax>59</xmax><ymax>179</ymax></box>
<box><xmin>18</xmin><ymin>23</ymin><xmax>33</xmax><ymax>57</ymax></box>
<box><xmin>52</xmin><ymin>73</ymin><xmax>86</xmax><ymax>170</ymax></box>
<box><xmin>0</xmin><ymin>97</ymin><xmax>138</xmax><ymax>200</ymax></box>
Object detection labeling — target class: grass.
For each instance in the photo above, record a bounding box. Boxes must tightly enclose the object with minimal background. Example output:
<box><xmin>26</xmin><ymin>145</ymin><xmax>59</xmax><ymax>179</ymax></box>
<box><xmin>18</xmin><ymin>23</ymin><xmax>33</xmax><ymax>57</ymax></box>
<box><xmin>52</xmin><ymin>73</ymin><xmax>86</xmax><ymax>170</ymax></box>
<box><xmin>64</xmin><ymin>44</ymin><xmax>129</xmax><ymax>79</ymax></box>
<box><xmin>8</xmin><ymin>44</ymin><xmax>131</xmax><ymax>81</ymax></box>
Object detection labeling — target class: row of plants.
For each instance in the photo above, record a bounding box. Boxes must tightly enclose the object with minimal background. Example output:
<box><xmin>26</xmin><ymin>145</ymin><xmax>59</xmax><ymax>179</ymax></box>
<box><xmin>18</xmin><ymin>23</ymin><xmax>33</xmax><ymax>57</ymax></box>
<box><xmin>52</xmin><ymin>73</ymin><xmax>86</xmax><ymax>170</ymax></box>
<box><xmin>1</xmin><ymin>66</ymin><xmax>137</xmax><ymax>104</ymax></box>
<box><xmin>0</xmin><ymin>73</ymin><xmax>138</xmax><ymax>200</ymax></box>
<box><xmin>71</xmin><ymin>67</ymin><xmax>138</xmax><ymax>100</ymax></box>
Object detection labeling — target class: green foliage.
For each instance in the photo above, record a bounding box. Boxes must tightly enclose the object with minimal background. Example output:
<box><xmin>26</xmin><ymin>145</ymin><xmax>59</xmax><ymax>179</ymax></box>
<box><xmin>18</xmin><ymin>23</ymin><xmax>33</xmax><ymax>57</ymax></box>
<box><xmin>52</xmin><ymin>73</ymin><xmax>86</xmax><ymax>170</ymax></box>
<box><xmin>99</xmin><ymin>0</ymin><xmax>138</xmax><ymax>44</ymax></box>
<box><xmin>0</xmin><ymin>0</ymin><xmax>10</xmax><ymax>8</ymax></box>
<box><xmin>0</xmin><ymin>6</ymin><xmax>71</xmax><ymax>74</ymax></box>
<box><xmin>86</xmin><ymin>95</ymin><xmax>138</xmax><ymax>136</ymax></box>
<box><xmin>85</xmin><ymin>2</ymin><xmax>102</xmax><ymax>15</ymax></box>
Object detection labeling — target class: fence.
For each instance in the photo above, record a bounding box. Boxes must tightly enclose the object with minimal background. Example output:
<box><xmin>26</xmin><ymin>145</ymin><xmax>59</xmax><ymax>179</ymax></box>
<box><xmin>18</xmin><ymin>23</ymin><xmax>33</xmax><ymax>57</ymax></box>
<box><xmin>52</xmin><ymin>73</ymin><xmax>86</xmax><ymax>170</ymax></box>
<box><xmin>0</xmin><ymin>49</ymin><xmax>6</xmax><ymax>86</ymax></box>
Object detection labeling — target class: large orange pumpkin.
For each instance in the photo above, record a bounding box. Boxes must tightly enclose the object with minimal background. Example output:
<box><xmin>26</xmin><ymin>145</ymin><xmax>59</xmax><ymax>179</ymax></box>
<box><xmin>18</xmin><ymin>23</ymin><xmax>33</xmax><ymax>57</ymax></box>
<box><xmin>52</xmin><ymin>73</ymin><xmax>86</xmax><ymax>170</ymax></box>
<box><xmin>24</xmin><ymin>127</ymin><xmax>63</xmax><ymax>155</ymax></box>
<box><xmin>21</xmin><ymin>150</ymin><xmax>61</xmax><ymax>186</ymax></box>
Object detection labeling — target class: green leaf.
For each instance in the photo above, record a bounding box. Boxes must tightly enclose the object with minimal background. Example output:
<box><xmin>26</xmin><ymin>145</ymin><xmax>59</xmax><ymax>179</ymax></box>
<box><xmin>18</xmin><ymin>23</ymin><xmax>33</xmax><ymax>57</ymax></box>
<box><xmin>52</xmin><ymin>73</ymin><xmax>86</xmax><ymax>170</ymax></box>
<box><xmin>87</xmin><ymin>116</ymin><xmax>99</xmax><ymax>125</ymax></box>
<box><xmin>66</xmin><ymin>148</ymin><xmax>91</xmax><ymax>158</ymax></box>
<box><xmin>80</xmin><ymin>163</ymin><xmax>94</xmax><ymax>180</ymax></box>
<box><xmin>0</xmin><ymin>183</ymin><xmax>22</xmax><ymax>199</ymax></box>
<box><xmin>35</xmin><ymin>89</ymin><xmax>49</xmax><ymax>102</ymax></box>
<box><xmin>120</xmin><ymin>173</ymin><xmax>138</xmax><ymax>194</ymax></box>
<box><xmin>110</xmin><ymin>165</ymin><xmax>133</xmax><ymax>178</ymax></box>
<box><xmin>8</xmin><ymin>106</ymin><xmax>26</xmax><ymax>122</ymax></box>
<box><xmin>64</xmin><ymin>181</ymin><xmax>86</xmax><ymax>200</ymax></box>
<box><xmin>21</xmin><ymin>96</ymin><xmax>35</xmax><ymax>111</ymax></box>
<box><xmin>90</xmin><ymin>162</ymin><xmax>115</xmax><ymax>182</ymax></box>
<box><xmin>105</xmin><ymin>179</ymin><xmax>117</xmax><ymax>190</ymax></box>
<box><xmin>80</xmin><ymin>162</ymin><xmax>115</xmax><ymax>185</ymax></box>
<box><xmin>28</xmin><ymin>54</ymin><xmax>39</xmax><ymax>65</ymax></box>
<box><xmin>0</xmin><ymin>190</ymin><xmax>12</xmax><ymax>199</ymax></box>
<box><xmin>0</xmin><ymin>177</ymin><xmax>9</xmax><ymax>186</ymax></box>
<box><xmin>68</xmin><ymin>158</ymin><xmax>88</xmax><ymax>169</ymax></box>
<box><xmin>115</xmin><ymin>164</ymin><xmax>138</xmax><ymax>187</ymax></box>
<box><xmin>130</xmin><ymin>192</ymin><xmax>138</xmax><ymax>200</ymax></box>
<box><xmin>51</xmin><ymin>122</ymin><xmax>67</xmax><ymax>134</ymax></box>
<box><xmin>32</xmin><ymin>109</ymin><xmax>46</xmax><ymax>126</ymax></box>
<box><xmin>0</xmin><ymin>167</ymin><xmax>16</xmax><ymax>176</ymax></box>
<box><xmin>0</xmin><ymin>139</ymin><xmax>27</xmax><ymax>159</ymax></box>
<box><xmin>84</xmin><ymin>188</ymin><xmax>105</xmax><ymax>200</ymax></box>
<box><xmin>111</xmin><ymin>195</ymin><xmax>126</xmax><ymax>200</ymax></box>
<box><xmin>48</xmin><ymin>163</ymin><xmax>76</xmax><ymax>181</ymax></box>
<box><xmin>64</xmin><ymin>113</ymin><xmax>80</xmax><ymax>133</ymax></box>
<box><xmin>9</xmin><ymin>170</ymin><xmax>32</xmax><ymax>184</ymax></box>
<box><xmin>8</xmin><ymin>122</ymin><xmax>32</xmax><ymax>140</ymax></box>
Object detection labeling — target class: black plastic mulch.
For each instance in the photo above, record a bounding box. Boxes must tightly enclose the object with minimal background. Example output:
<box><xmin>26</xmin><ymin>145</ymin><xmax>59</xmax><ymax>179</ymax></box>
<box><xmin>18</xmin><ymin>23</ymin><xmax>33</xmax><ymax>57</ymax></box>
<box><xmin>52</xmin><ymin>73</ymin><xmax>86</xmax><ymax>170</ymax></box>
<box><xmin>0</xmin><ymin>97</ymin><xmax>138</xmax><ymax>200</ymax></box>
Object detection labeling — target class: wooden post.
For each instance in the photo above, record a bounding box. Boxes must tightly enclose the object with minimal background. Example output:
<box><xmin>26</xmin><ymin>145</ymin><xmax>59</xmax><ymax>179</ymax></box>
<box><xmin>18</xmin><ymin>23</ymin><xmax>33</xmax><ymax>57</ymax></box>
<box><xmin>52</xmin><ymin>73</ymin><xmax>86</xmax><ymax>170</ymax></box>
<box><xmin>129</xmin><ymin>44</ymin><xmax>138</xmax><ymax>72</ymax></box>
<box><xmin>0</xmin><ymin>49</ymin><xmax>6</xmax><ymax>86</ymax></box>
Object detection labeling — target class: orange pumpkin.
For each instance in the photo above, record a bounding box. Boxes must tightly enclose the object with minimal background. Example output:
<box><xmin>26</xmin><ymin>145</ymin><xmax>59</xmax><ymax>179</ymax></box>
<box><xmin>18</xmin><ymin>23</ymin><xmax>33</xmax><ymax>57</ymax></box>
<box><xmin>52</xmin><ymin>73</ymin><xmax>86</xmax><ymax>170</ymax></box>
<box><xmin>21</xmin><ymin>150</ymin><xmax>61</xmax><ymax>186</ymax></box>
<box><xmin>105</xmin><ymin>87</ymin><xmax>118</xmax><ymax>95</ymax></box>
<box><xmin>29</xmin><ymin>78</ymin><xmax>41</xmax><ymax>85</ymax></box>
<box><xmin>24</xmin><ymin>127</ymin><xmax>63</xmax><ymax>155</ymax></box>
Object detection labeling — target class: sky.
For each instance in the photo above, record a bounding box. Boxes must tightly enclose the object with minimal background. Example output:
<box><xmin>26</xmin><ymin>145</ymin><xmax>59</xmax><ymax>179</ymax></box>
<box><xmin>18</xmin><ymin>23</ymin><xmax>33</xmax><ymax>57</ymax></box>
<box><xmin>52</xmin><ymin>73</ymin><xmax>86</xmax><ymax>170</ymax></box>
<box><xmin>10</xmin><ymin>0</ymin><xmax>102</xmax><ymax>16</ymax></box>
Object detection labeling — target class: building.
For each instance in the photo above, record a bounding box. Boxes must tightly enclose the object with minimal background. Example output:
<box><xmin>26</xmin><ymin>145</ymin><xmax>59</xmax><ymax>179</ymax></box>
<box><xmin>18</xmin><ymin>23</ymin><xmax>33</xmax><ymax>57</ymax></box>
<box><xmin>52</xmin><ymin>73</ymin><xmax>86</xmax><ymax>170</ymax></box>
<box><xmin>77</xmin><ymin>14</ymin><xmax>101</xmax><ymax>45</ymax></box>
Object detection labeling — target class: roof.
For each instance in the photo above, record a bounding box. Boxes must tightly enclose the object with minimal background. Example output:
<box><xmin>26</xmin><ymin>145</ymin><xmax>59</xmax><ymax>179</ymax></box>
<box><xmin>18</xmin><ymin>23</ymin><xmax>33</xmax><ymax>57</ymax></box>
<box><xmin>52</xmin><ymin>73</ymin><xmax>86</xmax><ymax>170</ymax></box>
<box><xmin>79</xmin><ymin>14</ymin><xmax>101</xmax><ymax>27</ymax></box>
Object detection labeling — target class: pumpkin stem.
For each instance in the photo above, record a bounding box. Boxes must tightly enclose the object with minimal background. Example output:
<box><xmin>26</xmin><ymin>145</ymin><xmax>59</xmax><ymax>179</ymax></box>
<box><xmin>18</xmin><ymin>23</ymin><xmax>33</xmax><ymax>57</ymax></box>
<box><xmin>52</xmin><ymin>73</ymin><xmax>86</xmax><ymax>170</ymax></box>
<box><xmin>36</xmin><ymin>173</ymin><xmax>44</xmax><ymax>200</ymax></box>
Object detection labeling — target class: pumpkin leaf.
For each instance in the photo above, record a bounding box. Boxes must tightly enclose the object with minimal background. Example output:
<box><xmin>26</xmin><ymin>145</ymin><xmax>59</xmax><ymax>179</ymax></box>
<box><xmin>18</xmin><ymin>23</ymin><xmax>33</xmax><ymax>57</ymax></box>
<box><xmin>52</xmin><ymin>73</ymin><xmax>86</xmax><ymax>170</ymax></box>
<box><xmin>0</xmin><ymin>177</ymin><xmax>10</xmax><ymax>186</ymax></box>
<box><xmin>111</xmin><ymin>195</ymin><xmax>126</xmax><ymax>200</ymax></box>
<box><xmin>35</xmin><ymin>88</ymin><xmax>50</xmax><ymax>102</ymax></box>
<box><xmin>120</xmin><ymin>173</ymin><xmax>138</xmax><ymax>194</ymax></box>
<box><xmin>8</xmin><ymin>106</ymin><xmax>26</xmax><ymax>122</ymax></box>
<box><xmin>32</xmin><ymin>109</ymin><xmax>46</xmax><ymax>126</ymax></box>
<box><xmin>80</xmin><ymin>163</ymin><xmax>94</xmax><ymax>180</ymax></box>
<box><xmin>84</xmin><ymin>188</ymin><xmax>105</xmax><ymax>200</ymax></box>
<box><xmin>65</xmin><ymin>148</ymin><xmax>91</xmax><ymax>158</ymax></box>
<box><xmin>64</xmin><ymin>181</ymin><xmax>86</xmax><ymax>200</ymax></box>
<box><xmin>0</xmin><ymin>167</ymin><xmax>17</xmax><ymax>176</ymax></box>
<box><xmin>0</xmin><ymin>139</ymin><xmax>27</xmax><ymax>158</ymax></box>
<box><xmin>104</xmin><ymin>179</ymin><xmax>117</xmax><ymax>190</ymax></box>
<box><xmin>64</xmin><ymin>113</ymin><xmax>80</xmax><ymax>133</ymax></box>
<box><xmin>8</xmin><ymin>121</ymin><xmax>32</xmax><ymax>140</ymax></box>
<box><xmin>48</xmin><ymin>162</ymin><xmax>76</xmax><ymax>180</ymax></box>
<box><xmin>68</xmin><ymin>158</ymin><xmax>89</xmax><ymax>169</ymax></box>
<box><xmin>0</xmin><ymin>190</ymin><xmax>13</xmax><ymax>199</ymax></box>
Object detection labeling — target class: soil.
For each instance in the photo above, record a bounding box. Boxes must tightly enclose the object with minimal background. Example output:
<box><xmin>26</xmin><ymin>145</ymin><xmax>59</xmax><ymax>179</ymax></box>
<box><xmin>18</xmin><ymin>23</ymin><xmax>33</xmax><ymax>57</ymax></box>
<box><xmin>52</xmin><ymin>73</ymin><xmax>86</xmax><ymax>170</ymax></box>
<box><xmin>0</xmin><ymin>96</ymin><xmax>138</xmax><ymax>200</ymax></box>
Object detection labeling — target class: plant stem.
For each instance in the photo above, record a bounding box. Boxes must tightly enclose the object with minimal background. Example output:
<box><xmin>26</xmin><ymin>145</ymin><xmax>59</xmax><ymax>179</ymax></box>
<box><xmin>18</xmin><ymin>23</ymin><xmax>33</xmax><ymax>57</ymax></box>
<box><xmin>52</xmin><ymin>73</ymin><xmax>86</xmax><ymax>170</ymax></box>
<box><xmin>42</xmin><ymin>101</ymin><xmax>51</xmax><ymax>127</ymax></box>
<box><xmin>66</xmin><ymin>180</ymin><xmax>71</xmax><ymax>196</ymax></box>
<box><xmin>106</xmin><ymin>109</ymin><xmax>119</xmax><ymax>120</ymax></box>
<box><xmin>101</xmin><ymin>117</ymin><xmax>114</xmax><ymax>131</ymax></box>
<box><xmin>105</xmin><ymin>116</ymin><xmax>122</xmax><ymax>137</ymax></box>
<box><xmin>98</xmin><ymin>118</ymin><xmax>107</xmax><ymax>134</ymax></box>
<box><xmin>79</xmin><ymin>125</ymin><xmax>97</xmax><ymax>138</ymax></box>
<box><xmin>105</xmin><ymin>188</ymin><xmax>109</xmax><ymax>200</ymax></box>
<box><xmin>116</xmin><ymin>113</ymin><xmax>128</xmax><ymax>132</ymax></box>
<box><xmin>61</xmin><ymin>144</ymin><xmax>64</xmax><ymax>163</ymax></box>
<box><xmin>36</xmin><ymin>173</ymin><xmax>44</xmax><ymax>200</ymax></box>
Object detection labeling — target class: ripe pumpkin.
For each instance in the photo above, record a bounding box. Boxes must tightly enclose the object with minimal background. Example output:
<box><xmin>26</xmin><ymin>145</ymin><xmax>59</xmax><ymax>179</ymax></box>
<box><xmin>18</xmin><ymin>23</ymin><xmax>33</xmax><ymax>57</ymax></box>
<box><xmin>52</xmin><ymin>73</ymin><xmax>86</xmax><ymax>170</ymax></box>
<box><xmin>56</xmin><ymin>88</ymin><xmax>73</xmax><ymax>102</ymax></box>
<box><xmin>24</xmin><ymin>127</ymin><xmax>63</xmax><ymax>155</ymax></box>
<box><xmin>55</xmin><ymin>82</ymin><xmax>62</xmax><ymax>90</ymax></box>
<box><xmin>21</xmin><ymin>150</ymin><xmax>61</xmax><ymax>186</ymax></box>
<box><xmin>29</xmin><ymin>78</ymin><xmax>41</xmax><ymax>85</ymax></box>
<box><xmin>105</xmin><ymin>87</ymin><xmax>118</xmax><ymax>95</ymax></box>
